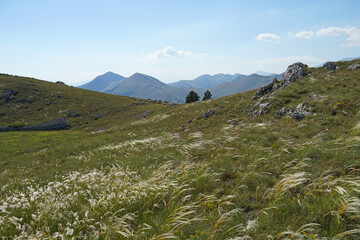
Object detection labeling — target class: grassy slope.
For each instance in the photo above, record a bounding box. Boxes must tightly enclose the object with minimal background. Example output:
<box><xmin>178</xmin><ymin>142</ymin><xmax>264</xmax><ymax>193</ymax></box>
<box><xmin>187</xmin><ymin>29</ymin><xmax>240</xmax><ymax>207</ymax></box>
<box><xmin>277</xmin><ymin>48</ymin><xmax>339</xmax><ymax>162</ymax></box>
<box><xmin>0</xmin><ymin>60</ymin><xmax>360</xmax><ymax>239</ymax></box>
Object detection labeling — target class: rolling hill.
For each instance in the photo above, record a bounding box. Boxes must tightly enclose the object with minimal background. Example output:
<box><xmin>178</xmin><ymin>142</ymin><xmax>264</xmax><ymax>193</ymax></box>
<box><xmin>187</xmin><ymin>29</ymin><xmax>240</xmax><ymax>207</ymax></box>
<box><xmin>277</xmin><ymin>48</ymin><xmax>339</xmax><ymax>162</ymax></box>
<box><xmin>2</xmin><ymin>60</ymin><xmax>360</xmax><ymax>238</ymax></box>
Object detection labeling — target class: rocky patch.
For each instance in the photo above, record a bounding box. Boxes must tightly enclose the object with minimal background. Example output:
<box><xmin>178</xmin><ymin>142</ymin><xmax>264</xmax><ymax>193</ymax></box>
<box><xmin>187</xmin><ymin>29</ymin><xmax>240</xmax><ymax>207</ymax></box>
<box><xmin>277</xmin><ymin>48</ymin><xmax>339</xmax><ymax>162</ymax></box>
<box><xmin>2</xmin><ymin>89</ymin><xmax>19</xmax><ymax>103</ymax></box>
<box><xmin>131</xmin><ymin>102</ymin><xmax>148</xmax><ymax>106</ymax></box>
<box><xmin>198</xmin><ymin>110</ymin><xmax>215</xmax><ymax>120</ymax></box>
<box><xmin>66</xmin><ymin>110</ymin><xmax>81</xmax><ymax>118</ymax></box>
<box><xmin>0</xmin><ymin>118</ymin><xmax>69</xmax><ymax>132</ymax></box>
<box><xmin>347</xmin><ymin>63</ymin><xmax>360</xmax><ymax>70</ymax></box>
<box><xmin>93</xmin><ymin>113</ymin><xmax>105</xmax><ymax>120</ymax></box>
<box><xmin>276</xmin><ymin>103</ymin><xmax>312</xmax><ymax>121</ymax></box>
<box><xmin>276</xmin><ymin>107</ymin><xmax>287</xmax><ymax>118</ymax></box>
<box><xmin>292</xmin><ymin>112</ymin><xmax>305</xmax><ymax>121</ymax></box>
<box><xmin>136</xmin><ymin>111</ymin><xmax>151</xmax><ymax>119</ymax></box>
<box><xmin>252</xmin><ymin>78</ymin><xmax>282</xmax><ymax>100</ymax></box>
<box><xmin>249</xmin><ymin>102</ymin><xmax>271</xmax><ymax>117</ymax></box>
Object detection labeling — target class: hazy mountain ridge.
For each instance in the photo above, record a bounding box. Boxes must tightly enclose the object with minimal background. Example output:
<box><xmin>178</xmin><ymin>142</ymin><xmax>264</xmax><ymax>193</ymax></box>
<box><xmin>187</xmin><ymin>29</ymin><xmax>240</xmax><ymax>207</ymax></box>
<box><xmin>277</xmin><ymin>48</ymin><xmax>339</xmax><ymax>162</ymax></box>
<box><xmin>168</xmin><ymin>73</ymin><xmax>246</xmax><ymax>89</ymax></box>
<box><xmin>80</xmin><ymin>71</ymin><xmax>279</xmax><ymax>103</ymax></box>
<box><xmin>210</xmin><ymin>73</ymin><xmax>283</xmax><ymax>98</ymax></box>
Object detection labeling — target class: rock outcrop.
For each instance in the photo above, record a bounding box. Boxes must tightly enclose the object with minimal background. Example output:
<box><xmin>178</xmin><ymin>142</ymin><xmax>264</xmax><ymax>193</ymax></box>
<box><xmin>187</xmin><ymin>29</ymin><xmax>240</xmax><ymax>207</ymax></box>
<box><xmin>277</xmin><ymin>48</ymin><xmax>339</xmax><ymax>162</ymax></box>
<box><xmin>347</xmin><ymin>63</ymin><xmax>360</xmax><ymax>70</ymax></box>
<box><xmin>0</xmin><ymin>118</ymin><xmax>70</xmax><ymax>132</ymax></box>
<box><xmin>252</xmin><ymin>78</ymin><xmax>282</xmax><ymax>100</ymax></box>
<box><xmin>249</xmin><ymin>62</ymin><xmax>311</xmax><ymax>117</ymax></box>
<box><xmin>323</xmin><ymin>62</ymin><xmax>336</xmax><ymax>71</ymax></box>
<box><xmin>251</xmin><ymin>62</ymin><xmax>310</xmax><ymax>101</ymax></box>
<box><xmin>283</xmin><ymin>62</ymin><xmax>310</xmax><ymax>84</ymax></box>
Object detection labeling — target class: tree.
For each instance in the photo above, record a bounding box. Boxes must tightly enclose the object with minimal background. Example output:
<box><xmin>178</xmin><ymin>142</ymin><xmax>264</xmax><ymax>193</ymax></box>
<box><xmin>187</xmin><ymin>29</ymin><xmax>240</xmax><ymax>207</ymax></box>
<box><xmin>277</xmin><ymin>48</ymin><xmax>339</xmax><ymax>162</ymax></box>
<box><xmin>185</xmin><ymin>90</ymin><xmax>200</xmax><ymax>103</ymax></box>
<box><xmin>202</xmin><ymin>90</ymin><xmax>212</xmax><ymax>101</ymax></box>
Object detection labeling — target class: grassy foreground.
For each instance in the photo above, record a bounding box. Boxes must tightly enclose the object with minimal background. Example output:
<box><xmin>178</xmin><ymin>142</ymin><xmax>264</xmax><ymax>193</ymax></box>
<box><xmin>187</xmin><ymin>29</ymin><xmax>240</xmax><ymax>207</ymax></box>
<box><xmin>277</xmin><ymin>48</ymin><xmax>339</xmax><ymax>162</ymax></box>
<box><xmin>0</xmin><ymin>60</ymin><xmax>360</xmax><ymax>239</ymax></box>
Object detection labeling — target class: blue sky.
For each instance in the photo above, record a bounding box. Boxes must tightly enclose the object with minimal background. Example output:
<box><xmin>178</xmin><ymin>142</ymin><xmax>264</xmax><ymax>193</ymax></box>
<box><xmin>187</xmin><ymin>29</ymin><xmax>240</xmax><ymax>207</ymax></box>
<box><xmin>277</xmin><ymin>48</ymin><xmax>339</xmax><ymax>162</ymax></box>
<box><xmin>1</xmin><ymin>0</ymin><xmax>360</xmax><ymax>85</ymax></box>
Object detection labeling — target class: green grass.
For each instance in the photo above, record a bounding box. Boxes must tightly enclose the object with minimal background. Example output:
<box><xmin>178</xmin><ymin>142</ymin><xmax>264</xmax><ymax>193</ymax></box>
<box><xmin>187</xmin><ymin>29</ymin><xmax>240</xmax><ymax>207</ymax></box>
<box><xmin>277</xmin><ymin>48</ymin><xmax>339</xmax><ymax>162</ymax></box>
<box><xmin>1</xmin><ymin>60</ymin><xmax>360</xmax><ymax>239</ymax></box>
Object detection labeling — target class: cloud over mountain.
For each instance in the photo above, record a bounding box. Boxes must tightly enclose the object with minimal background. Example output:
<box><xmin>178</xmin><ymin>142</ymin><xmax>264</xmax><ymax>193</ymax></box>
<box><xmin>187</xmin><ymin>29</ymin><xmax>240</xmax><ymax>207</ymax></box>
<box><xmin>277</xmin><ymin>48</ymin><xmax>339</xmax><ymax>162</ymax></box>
<box><xmin>147</xmin><ymin>46</ymin><xmax>193</xmax><ymax>59</ymax></box>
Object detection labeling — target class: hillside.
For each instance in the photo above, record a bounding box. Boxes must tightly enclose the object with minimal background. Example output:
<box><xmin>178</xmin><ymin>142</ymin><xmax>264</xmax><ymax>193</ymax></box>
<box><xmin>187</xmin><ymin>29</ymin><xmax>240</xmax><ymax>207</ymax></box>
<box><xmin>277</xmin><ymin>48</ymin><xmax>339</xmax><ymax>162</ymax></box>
<box><xmin>1</xmin><ymin>60</ymin><xmax>360</xmax><ymax>239</ymax></box>
<box><xmin>79</xmin><ymin>71</ymin><xmax>125</xmax><ymax>92</ymax></box>
<box><xmin>210</xmin><ymin>73</ymin><xmax>283</xmax><ymax>98</ymax></box>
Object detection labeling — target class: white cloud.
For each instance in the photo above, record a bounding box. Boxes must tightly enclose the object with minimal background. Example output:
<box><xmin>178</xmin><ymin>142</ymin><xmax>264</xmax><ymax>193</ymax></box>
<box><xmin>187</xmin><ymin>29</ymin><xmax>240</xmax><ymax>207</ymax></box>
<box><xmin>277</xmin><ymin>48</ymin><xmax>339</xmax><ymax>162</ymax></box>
<box><xmin>196</xmin><ymin>53</ymin><xmax>209</xmax><ymax>59</ymax></box>
<box><xmin>255</xmin><ymin>33</ymin><xmax>281</xmax><ymax>43</ymax></box>
<box><xmin>317</xmin><ymin>27</ymin><xmax>350</xmax><ymax>37</ymax></box>
<box><xmin>147</xmin><ymin>46</ymin><xmax>193</xmax><ymax>59</ymax></box>
<box><xmin>289</xmin><ymin>31</ymin><xmax>314</xmax><ymax>39</ymax></box>
<box><xmin>316</xmin><ymin>26</ymin><xmax>360</xmax><ymax>47</ymax></box>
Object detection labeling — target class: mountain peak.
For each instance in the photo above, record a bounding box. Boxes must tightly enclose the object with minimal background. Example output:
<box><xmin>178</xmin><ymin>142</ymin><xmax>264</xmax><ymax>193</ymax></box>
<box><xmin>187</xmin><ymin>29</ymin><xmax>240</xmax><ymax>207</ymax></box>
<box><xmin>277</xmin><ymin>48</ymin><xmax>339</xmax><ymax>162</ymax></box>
<box><xmin>79</xmin><ymin>71</ymin><xmax>125</xmax><ymax>91</ymax></box>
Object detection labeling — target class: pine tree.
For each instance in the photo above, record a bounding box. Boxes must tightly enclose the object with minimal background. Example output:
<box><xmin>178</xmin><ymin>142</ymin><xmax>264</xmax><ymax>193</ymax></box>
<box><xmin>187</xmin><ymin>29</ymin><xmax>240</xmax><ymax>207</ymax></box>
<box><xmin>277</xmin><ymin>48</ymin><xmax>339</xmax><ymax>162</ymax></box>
<box><xmin>185</xmin><ymin>91</ymin><xmax>200</xmax><ymax>103</ymax></box>
<box><xmin>202</xmin><ymin>90</ymin><xmax>212</xmax><ymax>101</ymax></box>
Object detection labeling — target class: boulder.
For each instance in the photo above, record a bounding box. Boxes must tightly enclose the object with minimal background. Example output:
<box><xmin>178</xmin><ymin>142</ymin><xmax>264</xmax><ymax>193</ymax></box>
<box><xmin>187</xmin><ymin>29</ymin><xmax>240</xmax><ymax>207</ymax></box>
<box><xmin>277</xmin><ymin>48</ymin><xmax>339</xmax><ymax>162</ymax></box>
<box><xmin>66</xmin><ymin>110</ymin><xmax>81</xmax><ymax>118</ymax></box>
<box><xmin>0</xmin><ymin>125</ymin><xmax>11</xmax><ymax>132</ymax></box>
<box><xmin>92</xmin><ymin>126</ymin><xmax>109</xmax><ymax>133</ymax></box>
<box><xmin>276</xmin><ymin>107</ymin><xmax>287</xmax><ymax>118</ymax></box>
<box><xmin>347</xmin><ymin>63</ymin><xmax>360</xmax><ymax>70</ymax></box>
<box><xmin>292</xmin><ymin>112</ymin><xmax>305</xmax><ymax>121</ymax></box>
<box><xmin>323</xmin><ymin>61</ymin><xmax>336</xmax><ymax>71</ymax></box>
<box><xmin>93</xmin><ymin>113</ymin><xmax>105</xmax><ymax>120</ymax></box>
<box><xmin>198</xmin><ymin>110</ymin><xmax>215</xmax><ymax>120</ymax></box>
<box><xmin>283</xmin><ymin>62</ymin><xmax>309</xmax><ymax>84</ymax></box>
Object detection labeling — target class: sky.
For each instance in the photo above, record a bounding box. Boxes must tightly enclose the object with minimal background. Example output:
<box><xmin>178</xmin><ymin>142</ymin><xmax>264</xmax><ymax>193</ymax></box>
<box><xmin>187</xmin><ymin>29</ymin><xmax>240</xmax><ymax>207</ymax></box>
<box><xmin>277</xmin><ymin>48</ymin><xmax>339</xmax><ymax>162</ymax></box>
<box><xmin>1</xmin><ymin>0</ymin><xmax>360</xmax><ymax>85</ymax></box>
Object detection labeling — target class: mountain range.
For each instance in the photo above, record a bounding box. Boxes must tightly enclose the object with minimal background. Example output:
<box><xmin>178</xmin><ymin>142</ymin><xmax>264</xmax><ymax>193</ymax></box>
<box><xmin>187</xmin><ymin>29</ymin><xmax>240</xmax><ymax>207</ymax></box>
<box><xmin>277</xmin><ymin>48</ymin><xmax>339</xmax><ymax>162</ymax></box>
<box><xmin>79</xmin><ymin>71</ymin><xmax>281</xmax><ymax>103</ymax></box>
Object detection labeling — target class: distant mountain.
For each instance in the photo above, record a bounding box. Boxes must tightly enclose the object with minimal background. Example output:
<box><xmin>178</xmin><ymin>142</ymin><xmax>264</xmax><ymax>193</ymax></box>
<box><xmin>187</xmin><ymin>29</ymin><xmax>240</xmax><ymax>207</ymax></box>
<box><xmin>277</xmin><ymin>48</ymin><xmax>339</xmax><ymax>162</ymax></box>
<box><xmin>79</xmin><ymin>72</ymin><xmax>125</xmax><ymax>92</ymax></box>
<box><xmin>168</xmin><ymin>73</ymin><xmax>245</xmax><ymax>89</ymax></box>
<box><xmin>79</xmin><ymin>71</ymin><xmax>282</xmax><ymax>103</ymax></box>
<box><xmin>104</xmin><ymin>73</ymin><xmax>203</xmax><ymax>103</ymax></box>
<box><xmin>210</xmin><ymin>73</ymin><xmax>282</xmax><ymax>98</ymax></box>
<box><xmin>340</xmin><ymin>57</ymin><xmax>360</xmax><ymax>61</ymax></box>
<box><xmin>314</xmin><ymin>57</ymin><xmax>360</xmax><ymax>68</ymax></box>
<box><xmin>254</xmin><ymin>71</ymin><xmax>278</xmax><ymax>76</ymax></box>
